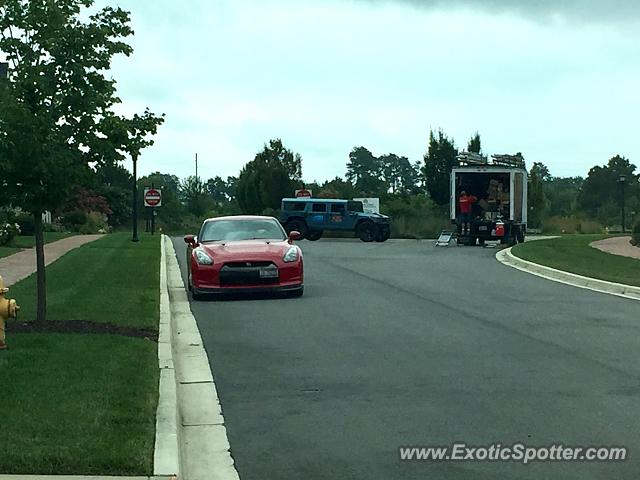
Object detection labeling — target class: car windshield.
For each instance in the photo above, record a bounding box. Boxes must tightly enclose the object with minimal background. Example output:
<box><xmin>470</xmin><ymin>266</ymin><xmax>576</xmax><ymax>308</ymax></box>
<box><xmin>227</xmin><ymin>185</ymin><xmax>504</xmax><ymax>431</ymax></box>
<box><xmin>199</xmin><ymin>219</ymin><xmax>286</xmax><ymax>242</ymax></box>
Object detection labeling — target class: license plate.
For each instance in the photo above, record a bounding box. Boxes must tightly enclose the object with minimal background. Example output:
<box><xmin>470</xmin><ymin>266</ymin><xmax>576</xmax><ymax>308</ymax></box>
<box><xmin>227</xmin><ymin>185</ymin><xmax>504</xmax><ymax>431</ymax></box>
<box><xmin>260</xmin><ymin>268</ymin><xmax>278</xmax><ymax>278</ymax></box>
<box><xmin>478</xmin><ymin>226</ymin><xmax>488</xmax><ymax>231</ymax></box>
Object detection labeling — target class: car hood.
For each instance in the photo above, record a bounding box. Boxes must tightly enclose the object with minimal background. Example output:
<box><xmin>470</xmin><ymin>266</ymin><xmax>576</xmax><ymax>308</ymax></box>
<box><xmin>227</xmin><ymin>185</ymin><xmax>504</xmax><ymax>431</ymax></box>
<box><xmin>199</xmin><ymin>240</ymin><xmax>292</xmax><ymax>261</ymax></box>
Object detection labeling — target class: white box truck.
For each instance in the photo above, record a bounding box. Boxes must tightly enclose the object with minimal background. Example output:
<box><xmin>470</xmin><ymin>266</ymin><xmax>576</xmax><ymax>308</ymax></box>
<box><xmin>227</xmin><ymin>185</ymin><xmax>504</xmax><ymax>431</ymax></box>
<box><xmin>450</xmin><ymin>154</ymin><xmax>528</xmax><ymax>246</ymax></box>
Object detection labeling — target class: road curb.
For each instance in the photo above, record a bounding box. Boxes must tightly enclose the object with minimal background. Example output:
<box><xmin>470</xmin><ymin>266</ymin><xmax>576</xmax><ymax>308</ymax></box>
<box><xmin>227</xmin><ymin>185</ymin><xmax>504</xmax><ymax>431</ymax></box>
<box><xmin>154</xmin><ymin>236</ymin><xmax>180</xmax><ymax>476</ymax></box>
<box><xmin>163</xmin><ymin>236</ymin><xmax>241</xmax><ymax>480</ymax></box>
<box><xmin>496</xmin><ymin>247</ymin><xmax>640</xmax><ymax>301</ymax></box>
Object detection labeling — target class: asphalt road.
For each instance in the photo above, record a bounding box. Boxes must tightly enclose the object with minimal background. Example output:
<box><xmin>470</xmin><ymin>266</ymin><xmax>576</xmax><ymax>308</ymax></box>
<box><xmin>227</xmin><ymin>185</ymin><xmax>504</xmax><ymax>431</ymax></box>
<box><xmin>172</xmin><ymin>237</ymin><xmax>640</xmax><ymax>480</ymax></box>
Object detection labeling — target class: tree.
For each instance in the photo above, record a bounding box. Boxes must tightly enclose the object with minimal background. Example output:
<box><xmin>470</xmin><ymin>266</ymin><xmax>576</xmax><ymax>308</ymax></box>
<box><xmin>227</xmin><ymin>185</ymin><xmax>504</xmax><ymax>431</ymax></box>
<box><xmin>236</xmin><ymin>139</ymin><xmax>303</xmax><ymax>214</ymax></box>
<box><xmin>346</xmin><ymin>147</ymin><xmax>386</xmax><ymax>196</ymax></box>
<box><xmin>206</xmin><ymin>176</ymin><xmax>236</xmax><ymax>204</ymax></box>
<box><xmin>528</xmin><ymin>162</ymin><xmax>550</xmax><ymax>228</ymax></box>
<box><xmin>578</xmin><ymin>155</ymin><xmax>639</xmax><ymax>224</ymax></box>
<box><xmin>94</xmin><ymin>163</ymin><xmax>132</xmax><ymax>227</ymax></box>
<box><xmin>0</xmin><ymin>1</ymin><xmax>163</xmax><ymax>322</ymax></box>
<box><xmin>317</xmin><ymin>177</ymin><xmax>357</xmax><ymax>199</ymax></box>
<box><xmin>422</xmin><ymin>129</ymin><xmax>458</xmax><ymax>205</ymax></box>
<box><xmin>467</xmin><ymin>132</ymin><xmax>481</xmax><ymax>154</ymax></box>
<box><xmin>544</xmin><ymin>176</ymin><xmax>584</xmax><ymax>217</ymax></box>
<box><xmin>380</xmin><ymin>154</ymin><xmax>420</xmax><ymax>195</ymax></box>
<box><xmin>181</xmin><ymin>176</ymin><xmax>212</xmax><ymax>218</ymax></box>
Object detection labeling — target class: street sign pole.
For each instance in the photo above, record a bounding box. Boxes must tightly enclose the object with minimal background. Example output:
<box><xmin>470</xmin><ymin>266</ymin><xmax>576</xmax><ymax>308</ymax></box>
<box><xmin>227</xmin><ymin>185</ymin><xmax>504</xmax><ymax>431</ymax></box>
<box><xmin>132</xmin><ymin>153</ymin><xmax>139</xmax><ymax>243</ymax></box>
<box><xmin>151</xmin><ymin>183</ymin><xmax>155</xmax><ymax>235</ymax></box>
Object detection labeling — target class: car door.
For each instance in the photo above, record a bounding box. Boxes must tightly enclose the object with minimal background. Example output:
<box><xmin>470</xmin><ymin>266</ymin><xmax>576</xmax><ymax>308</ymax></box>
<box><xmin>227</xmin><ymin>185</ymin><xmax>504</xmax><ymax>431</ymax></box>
<box><xmin>328</xmin><ymin>202</ymin><xmax>349</xmax><ymax>230</ymax></box>
<box><xmin>306</xmin><ymin>202</ymin><xmax>327</xmax><ymax>229</ymax></box>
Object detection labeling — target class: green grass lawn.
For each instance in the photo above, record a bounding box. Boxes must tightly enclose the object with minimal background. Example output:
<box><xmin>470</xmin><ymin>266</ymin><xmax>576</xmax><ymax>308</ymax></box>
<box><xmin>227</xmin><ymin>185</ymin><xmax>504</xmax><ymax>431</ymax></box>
<box><xmin>0</xmin><ymin>232</ymin><xmax>74</xmax><ymax>259</ymax></box>
<box><xmin>511</xmin><ymin>234</ymin><xmax>640</xmax><ymax>287</ymax></box>
<box><xmin>9</xmin><ymin>233</ymin><xmax>160</xmax><ymax>329</ymax></box>
<box><xmin>0</xmin><ymin>232</ymin><xmax>160</xmax><ymax>475</ymax></box>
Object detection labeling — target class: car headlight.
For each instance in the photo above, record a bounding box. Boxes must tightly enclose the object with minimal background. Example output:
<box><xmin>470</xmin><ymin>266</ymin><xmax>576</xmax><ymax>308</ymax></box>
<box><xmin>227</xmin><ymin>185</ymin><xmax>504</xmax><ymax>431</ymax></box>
<box><xmin>194</xmin><ymin>248</ymin><xmax>213</xmax><ymax>265</ymax></box>
<box><xmin>283</xmin><ymin>246</ymin><xmax>299</xmax><ymax>263</ymax></box>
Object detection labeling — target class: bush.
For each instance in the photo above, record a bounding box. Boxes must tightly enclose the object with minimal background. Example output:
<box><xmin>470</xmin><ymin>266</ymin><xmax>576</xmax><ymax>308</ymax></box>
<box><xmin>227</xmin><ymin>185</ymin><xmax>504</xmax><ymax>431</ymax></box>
<box><xmin>78</xmin><ymin>211</ymin><xmax>109</xmax><ymax>234</ymax></box>
<box><xmin>381</xmin><ymin>195</ymin><xmax>450</xmax><ymax>239</ymax></box>
<box><xmin>542</xmin><ymin>216</ymin><xmax>604</xmax><ymax>234</ymax></box>
<box><xmin>16</xmin><ymin>212</ymin><xmax>35</xmax><ymax>236</ymax></box>
<box><xmin>0</xmin><ymin>222</ymin><xmax>21</xmax><ymax>246</ymax></box>
<box><xmin>632</xmin><ymin>223</ymin><xmax>640</xmax><ymax>246</ymax></box>
<box><xmin>63</xmin><ymin>210</ymin><xmax>88</xmax><ymax>231</ymax></box>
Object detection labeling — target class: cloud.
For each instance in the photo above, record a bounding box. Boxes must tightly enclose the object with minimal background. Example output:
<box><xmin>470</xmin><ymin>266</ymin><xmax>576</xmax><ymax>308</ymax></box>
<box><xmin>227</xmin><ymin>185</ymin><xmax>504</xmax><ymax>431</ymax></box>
<box><xmin>356</xmin><ymin>0</ymin><xmax>640</xmax><ymax>23</ymax></box>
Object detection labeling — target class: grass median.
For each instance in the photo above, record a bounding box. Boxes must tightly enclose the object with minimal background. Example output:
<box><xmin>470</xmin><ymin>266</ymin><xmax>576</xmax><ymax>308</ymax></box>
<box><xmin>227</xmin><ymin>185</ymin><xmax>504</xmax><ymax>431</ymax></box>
<box><xmin>0</xmin><ymin>232</ymin><xmax>161</xmax><ymax>475</ymax></box>
<box><xmin>511</xmin><ymin>234</ymin><xmax>640</xmax><ymax>287</ymax></box>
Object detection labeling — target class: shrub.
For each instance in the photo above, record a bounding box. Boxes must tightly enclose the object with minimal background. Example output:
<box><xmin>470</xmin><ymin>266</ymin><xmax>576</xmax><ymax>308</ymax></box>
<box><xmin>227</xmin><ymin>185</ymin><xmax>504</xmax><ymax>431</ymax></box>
<box><xmin>16</xmin><ymin>212</ymin><xmax>35</xmax><ymax>236</ymax></box>
<box><xmin>632</xmin><ymin>222</ymin><xmax>640</xmax><ymax>246</ymax></box>
<box><xmin>63</xmin><ymin>210</ymin><xmax>88</xmax><ymax>231</ymax></box>
<box><xmin>0</xmin><ymin>222</ymin><xmax>21</xmax><ymax>246</ymax></box>
<box><xmin>78</xmin><ymin>211</ymin><xmax>108</xmax><ymax>234</ymax></box>
<box><xmin>542</xmin><ymin>216</ymin><xmax>604</xmax><ymax>234</ymax></box>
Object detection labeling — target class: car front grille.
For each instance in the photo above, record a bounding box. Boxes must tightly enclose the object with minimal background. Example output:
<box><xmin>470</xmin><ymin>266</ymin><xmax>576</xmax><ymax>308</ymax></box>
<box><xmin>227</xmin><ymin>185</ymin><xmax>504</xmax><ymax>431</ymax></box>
<box><xmin>219</xmin><ymin>262</ymin><xmax>279</xmax><ymax>286</ymax></box>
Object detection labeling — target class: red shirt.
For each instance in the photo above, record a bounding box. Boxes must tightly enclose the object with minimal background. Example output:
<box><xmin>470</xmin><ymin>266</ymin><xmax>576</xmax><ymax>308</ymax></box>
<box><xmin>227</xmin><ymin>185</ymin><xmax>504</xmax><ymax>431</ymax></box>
<box><xmin>459</xmin><ymin>194</ymin><xmax>477</xmax><ymax>213</ymax></box>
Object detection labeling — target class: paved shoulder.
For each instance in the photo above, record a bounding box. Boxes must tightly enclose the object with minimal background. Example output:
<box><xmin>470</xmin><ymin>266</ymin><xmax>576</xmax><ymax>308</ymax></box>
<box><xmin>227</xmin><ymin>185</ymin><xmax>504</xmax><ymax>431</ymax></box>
<box><xmin>0</xmin><ymin>234</ymin><xmax>104</xmax><ymax>287</ymax></box>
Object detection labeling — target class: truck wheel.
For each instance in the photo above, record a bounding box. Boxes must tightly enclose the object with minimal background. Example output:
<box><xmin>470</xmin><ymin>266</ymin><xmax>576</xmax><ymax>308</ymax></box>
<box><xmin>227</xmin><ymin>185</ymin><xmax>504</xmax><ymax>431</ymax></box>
<box><xmin>375</xmin><ymin>226</ymin><xmax>391</xmax><ymax>242</ymax></box>
<box><xmin>306</xmin><ymin>230</ymin><xmax>323</xmax><ymax>241</ymax></box>
<box><xmin>285</xmin><ymin>219</ymin><xmax>308</xmax><ymax>239</ymax></box>
<box><xmin>356</xmin><ymin>221</ymin><xmax>378</xmax><ymax>242</ymax></box>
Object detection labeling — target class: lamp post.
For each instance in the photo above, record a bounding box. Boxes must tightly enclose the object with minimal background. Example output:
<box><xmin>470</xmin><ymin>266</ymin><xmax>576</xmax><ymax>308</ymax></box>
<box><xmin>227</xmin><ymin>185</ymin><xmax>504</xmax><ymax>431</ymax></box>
<box><xmin>132</xmin><ymin>153</ymin><xmax>139</xmax><ymax>242</ymax></box>
<box><xmin>618</xmin><ymin>174</ymin><xmax>627</xmax><ymax>233</ymax></box>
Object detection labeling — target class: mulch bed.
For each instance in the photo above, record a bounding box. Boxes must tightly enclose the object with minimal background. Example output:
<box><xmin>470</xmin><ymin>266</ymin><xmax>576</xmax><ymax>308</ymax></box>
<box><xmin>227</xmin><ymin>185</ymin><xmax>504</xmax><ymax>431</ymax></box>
<box><xmin>7</xmin><ymin>320</ymin><xmax>158</xmax><ymax>342</ymax></box>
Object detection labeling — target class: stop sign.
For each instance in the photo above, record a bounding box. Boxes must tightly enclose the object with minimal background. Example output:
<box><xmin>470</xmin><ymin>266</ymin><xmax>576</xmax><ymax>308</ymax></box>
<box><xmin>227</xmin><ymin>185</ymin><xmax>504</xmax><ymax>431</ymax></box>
<box><xmin>144</xmin><ymin>188</ymin><xmax>162</xmax><ymax>207</ymax></box>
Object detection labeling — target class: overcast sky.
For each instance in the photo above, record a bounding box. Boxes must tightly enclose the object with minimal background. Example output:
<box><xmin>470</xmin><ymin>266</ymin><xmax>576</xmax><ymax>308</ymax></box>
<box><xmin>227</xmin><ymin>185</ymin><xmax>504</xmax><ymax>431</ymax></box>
<box><xmin>97</xmin><ymin>0</ymin><xmax>640</xmax><ymax>182</ymax></box>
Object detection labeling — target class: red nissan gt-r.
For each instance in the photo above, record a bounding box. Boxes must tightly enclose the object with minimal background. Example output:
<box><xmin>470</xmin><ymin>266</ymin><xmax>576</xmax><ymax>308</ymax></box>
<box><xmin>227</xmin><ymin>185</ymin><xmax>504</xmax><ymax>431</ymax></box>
<box><xmin>184</xmin><ymin>215</ymin><xmax>304</xmax><ymax>299</ymax></box>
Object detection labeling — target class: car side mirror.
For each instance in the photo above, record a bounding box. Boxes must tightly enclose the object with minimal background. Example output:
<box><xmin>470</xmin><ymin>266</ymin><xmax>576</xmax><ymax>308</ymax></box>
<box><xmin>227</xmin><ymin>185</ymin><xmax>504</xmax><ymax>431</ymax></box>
<box><xmin>288</xmin><ymin>230</ymin><xmax>301</xmax><ymax>242</ymax></box>
<box><xmin>184</xmin><ymin>234</ymin><xmax>198</xmax><ymax>246</ymax></box>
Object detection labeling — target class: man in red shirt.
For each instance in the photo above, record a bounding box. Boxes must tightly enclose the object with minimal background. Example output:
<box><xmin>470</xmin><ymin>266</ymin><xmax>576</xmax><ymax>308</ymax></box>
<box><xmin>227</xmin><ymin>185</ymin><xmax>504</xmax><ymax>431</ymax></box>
<box><xmin>458</xmin><ymin>190</ymin><xmax>477</xmax><ymax>235</ymax></box>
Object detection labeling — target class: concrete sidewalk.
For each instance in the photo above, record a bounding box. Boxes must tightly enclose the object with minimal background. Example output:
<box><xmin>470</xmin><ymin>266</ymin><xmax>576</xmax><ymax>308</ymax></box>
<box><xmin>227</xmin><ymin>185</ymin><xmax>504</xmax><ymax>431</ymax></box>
<box><xmin>0</xmin><ymin>235</ymin><xmax>103</xmax><ymax>287</ymax></box>
<box><xmin>591</xmin><ymin>236</ymin><xmax>640</xmax><ymax>260</ymax></box>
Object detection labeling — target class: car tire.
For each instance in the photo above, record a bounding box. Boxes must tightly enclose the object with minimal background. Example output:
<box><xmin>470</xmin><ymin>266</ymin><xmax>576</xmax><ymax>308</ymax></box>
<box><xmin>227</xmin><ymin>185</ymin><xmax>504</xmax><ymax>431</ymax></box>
<box><xmin>375</xmin><ymin>225</ymin><xmax>391</xmax><ymax>242</ymax></box>
<box><xmin>356</xmin><ymin>221</ymin><xmax>378</xmax><ymax>242</ymax></box>
<box><xmin>516</xmin><ymin>229</ymin><xmax>525</xmax><ymax>243</ymax></box>
<box><xmin>285</xmin><ymin>219</ymin><xmax>308</xmax><ymax>239</ymax></box>
<box><xmin>306</xmin><ymin>230</ymin><xmax>323</xmax><ymax>241</ymax></box>
<box><xmin>288</xmin><ymin>286</ymin><xmax>304</xmax><ymax>298</ymax></box>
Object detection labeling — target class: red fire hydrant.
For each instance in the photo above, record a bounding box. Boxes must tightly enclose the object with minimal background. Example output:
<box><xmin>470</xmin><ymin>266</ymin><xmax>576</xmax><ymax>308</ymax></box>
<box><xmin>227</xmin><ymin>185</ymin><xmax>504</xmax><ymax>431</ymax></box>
<box><xmin>0</xmin><ymin>275</ymin><xmax>20</xmax><ymax>350</ymax></box>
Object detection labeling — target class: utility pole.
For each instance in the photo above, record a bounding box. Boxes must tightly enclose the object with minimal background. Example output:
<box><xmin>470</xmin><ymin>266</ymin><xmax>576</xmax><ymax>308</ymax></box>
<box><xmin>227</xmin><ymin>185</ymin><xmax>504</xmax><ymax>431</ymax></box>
<box><xmin>132</xmin><ymin>153</ymin><xmax>139</xmax><ymax>242</ymax></box>
<box><xmin>195</xmin><ymin>153</ymin><xmax>198</xmax><ymax>181</ymax></box>
<box><xmin>619</xmin><ymin>175</ymin><xmax>627</xmax><ymax>233</ymax></box>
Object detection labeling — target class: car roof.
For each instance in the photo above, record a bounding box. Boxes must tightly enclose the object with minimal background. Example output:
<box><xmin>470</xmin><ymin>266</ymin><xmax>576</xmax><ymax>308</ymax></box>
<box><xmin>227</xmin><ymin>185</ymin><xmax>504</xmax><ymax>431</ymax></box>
<box><xmin>281</xmin><ymin>198</ymin><xmax>349</xmax><ymax>203</ymax></box>
<box><xmin>202</xmin><ymin>215</ymin><xmax>278</xmax><ymax>222</ymax></box>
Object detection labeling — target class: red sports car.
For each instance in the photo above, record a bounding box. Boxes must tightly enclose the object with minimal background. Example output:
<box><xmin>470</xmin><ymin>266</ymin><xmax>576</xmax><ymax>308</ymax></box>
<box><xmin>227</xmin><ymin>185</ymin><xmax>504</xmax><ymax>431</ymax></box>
<box><xmin>184</xmin><ymin>215</ymin><xmax>304</xmax><ymax>299</ymax></box>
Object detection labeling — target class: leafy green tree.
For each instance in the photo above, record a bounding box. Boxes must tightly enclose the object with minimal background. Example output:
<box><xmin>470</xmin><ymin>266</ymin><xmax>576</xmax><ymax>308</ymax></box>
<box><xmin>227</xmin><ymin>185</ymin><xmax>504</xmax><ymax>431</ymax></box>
<box><xmin>422</xmin><ymin>129</ymin><xmax>458</xmax><ymax>205</ymax></box>
<box><xmin>318</xmin><ymin>177</ymin><xmax>357</xmax><ymax>199</ymax></box>
<box><xmin>206</xmin><ymin>175</ymin><xmax>237</xmax><ymax>204</ymax></box>
<box><xmin>544</xmin><ymin>176</ymin><xmax>583</xmax><ymax>217</ymax></box>
<box><xmin>181</xmin><ymin>176</ymin><xmax>213</xmax><ymax>218</ymax></box>
<box><xmin>578</xmin><ymin>155</ymin><xmax>639</xmax><ymax>225</ymax></box>
<box><xmin>346</xmin><ymin>147</ymin><xmax>386</xmax><ymax>196</ymax></box>
<box><xmin>0</xmin><ymin>0</ymin><xmax>163</xmax><ymax>322</ymax></box>
<box><xmin>380</xmin><ymin>154</ymin><xmax>420</xmax><ymax>194</ymax></box>
<box><xmin>94</xmin><ymin>163</ymin><xmax>132</xmax><ymax>227</ymax></box>
<box><xmin>467</xmin><ymin>132</ymin><xmax>481</xmax><ymax>153</ymax></box>
<box><xmin>236</xmin><ymin>139</ymin><xmax>303</xmax><ymax>214</ymax></box>
<box><xmin>528</xmin><ymin>162</ymin><xmax>550</xmax><ymax>228</ymax></box>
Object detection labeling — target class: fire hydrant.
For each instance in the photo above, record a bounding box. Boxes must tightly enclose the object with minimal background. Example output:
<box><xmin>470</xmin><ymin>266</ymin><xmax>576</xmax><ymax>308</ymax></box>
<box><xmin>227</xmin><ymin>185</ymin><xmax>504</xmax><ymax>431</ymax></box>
<box><xmin>0</xmin><ymin>275</ymin><xmax>20</xmax><ymax>350</ymax></box>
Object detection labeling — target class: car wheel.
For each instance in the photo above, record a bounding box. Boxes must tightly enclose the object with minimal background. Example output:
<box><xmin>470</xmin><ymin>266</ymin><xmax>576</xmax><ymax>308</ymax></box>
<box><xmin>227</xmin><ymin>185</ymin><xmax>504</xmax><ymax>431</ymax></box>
<box><xmin>516</xmin><ymin>229</ymin><xmax>525</xmax><ymax>243</ymax></box>
<box><xmin>288</xmin><ymin>286</ymin><xmax>304</xmax><ymax>298</ymax></box>
<box><xmin>285</xmin><ymin>219</ymin><xmax>308</xmax><ymax>239</ymax></box>
<box><xmin>356</xmin><ymin>221</ymin><xmax>378</xmax><ymax>242</ymax></box>
<box><xmin>375</xmin><ymin>225</ymin><xmax>391</xmax><ymax>242</ymax></box>
<box><xmin>306</xmin><ymin>230</ymin><xmax>323</xmax><ymax>241</ymax></box>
